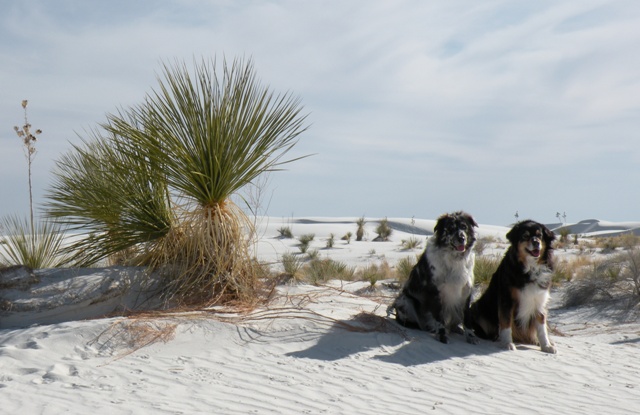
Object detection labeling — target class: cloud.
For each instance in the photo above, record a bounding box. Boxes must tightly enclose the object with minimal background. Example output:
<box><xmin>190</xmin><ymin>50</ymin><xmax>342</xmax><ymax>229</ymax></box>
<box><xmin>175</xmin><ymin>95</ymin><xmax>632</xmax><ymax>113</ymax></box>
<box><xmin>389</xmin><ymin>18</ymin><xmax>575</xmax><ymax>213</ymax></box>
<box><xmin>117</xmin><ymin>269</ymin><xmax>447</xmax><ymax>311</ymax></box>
<box><xmin>1</xmin><ymin>0</ymin><xmax>639</xmax><ymax>225</ymax></box>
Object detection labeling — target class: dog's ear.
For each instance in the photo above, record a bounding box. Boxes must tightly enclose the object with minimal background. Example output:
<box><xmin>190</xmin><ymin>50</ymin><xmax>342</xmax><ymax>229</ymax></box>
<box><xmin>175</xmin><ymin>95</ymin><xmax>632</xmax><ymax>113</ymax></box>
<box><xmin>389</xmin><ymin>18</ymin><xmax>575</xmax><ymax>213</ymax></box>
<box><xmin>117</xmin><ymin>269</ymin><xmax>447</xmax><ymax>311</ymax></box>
<box><xmin>434</xmin><ymin>214</ymin><xmax>447</xmax><ymax>236</ymax></box>
<box><xmin>464</xmin><ymin>213</ymin><xmax>478</xmax><ymax>228</ymax></box>
<box><xmin>542</xmin><ymin>225</ymin><xmax>556</xmax><ymax>244</ymax></box>
<box><xmin>506</xmin><ymin>222</ymin><xmax>522</xmax><ymax>245</ymax></box>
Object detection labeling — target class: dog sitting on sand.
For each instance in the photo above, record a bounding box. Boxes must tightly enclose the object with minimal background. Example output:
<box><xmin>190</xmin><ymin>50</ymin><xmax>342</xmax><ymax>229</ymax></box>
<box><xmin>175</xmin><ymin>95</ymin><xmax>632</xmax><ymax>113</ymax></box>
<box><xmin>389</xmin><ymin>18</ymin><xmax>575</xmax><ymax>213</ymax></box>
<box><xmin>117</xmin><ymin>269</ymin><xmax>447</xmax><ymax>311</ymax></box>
<box><xmin>387</xmin><ymin>211</ymin><xmax>478</xmax><ymax>344</ymax></box>
<box><xmin>467</xmin><ymin>220</ymin><xmax>557</xmax><ymax>353</ymax></box>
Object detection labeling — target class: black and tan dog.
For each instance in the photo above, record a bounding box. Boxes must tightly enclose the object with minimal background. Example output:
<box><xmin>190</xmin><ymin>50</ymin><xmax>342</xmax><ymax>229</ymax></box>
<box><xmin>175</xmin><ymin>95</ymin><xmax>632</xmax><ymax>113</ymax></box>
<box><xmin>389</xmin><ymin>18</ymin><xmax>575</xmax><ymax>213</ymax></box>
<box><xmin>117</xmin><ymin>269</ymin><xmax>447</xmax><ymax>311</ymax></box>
<box><xmin>387</xmin><ymin>211</ymin><xmax>478</xmax><ymax>344</ymax></box>
<box><xmin>467</xmin><ymin>220</ymin><xmax>557</xmax><ymax>353</ymax></box>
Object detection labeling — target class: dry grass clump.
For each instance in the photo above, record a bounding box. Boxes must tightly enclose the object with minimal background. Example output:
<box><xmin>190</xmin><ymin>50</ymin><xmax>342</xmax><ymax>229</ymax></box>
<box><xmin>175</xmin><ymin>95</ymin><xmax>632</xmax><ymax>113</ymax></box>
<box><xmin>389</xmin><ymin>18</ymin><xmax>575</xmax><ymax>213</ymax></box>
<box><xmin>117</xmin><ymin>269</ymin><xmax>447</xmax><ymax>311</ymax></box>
<box><xmin>92</xmin><ymin>318</ymin><xmax>177</xmax><ymax>362</ymax></box>
<box><xmin>395</xmin><ymin>255</ymin><xmax>417</xmax><ymax>284</ymax></box>
<box><xmin>303</xmin><ymin>258</ymin><xmax>355</xmax><ymax>285</ymax></box>
<box><xmin>473</xmin><ymin>255</ymin><xmax>501</xmax><ymax>287</ymax></box>
<box><xmin>355</xmin><ymin>261</ymin><xmax>394</xmax><ymax>286</ymax></box>
<box><xmin>593</xmin><ymin>233</ymin><xmax>640</xmax><ymax>253</ymax></box>
<box><xmin>562</xmin><ymin>248</ymin><xmax>640</xmax><ymax>308</ymax></box>
<box><xmin>400</xmin><ymin>236</ymin><xmax>422</xmax><ymax>250</ymax></box>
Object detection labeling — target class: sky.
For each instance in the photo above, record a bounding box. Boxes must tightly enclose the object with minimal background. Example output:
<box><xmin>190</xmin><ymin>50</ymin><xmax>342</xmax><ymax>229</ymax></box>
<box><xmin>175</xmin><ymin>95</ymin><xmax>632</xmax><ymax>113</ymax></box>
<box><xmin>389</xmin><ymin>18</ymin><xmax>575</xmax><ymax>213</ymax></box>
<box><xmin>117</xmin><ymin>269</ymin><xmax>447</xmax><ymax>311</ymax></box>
<box><xmin>1</xmin><ymin>0</ymin><xmax>639</xmax><ymax>227</ymax></box>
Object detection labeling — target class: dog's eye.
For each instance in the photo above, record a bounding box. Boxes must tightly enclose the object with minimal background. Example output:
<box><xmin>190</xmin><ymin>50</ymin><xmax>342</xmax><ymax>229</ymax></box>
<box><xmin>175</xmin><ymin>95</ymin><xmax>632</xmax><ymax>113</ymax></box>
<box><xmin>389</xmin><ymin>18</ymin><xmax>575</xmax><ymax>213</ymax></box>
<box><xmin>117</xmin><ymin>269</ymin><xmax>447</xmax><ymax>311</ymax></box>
<box><xmin>459</xmin><ymin>223</ymin><xmax>467</xmax><ymax>231</ymax></box>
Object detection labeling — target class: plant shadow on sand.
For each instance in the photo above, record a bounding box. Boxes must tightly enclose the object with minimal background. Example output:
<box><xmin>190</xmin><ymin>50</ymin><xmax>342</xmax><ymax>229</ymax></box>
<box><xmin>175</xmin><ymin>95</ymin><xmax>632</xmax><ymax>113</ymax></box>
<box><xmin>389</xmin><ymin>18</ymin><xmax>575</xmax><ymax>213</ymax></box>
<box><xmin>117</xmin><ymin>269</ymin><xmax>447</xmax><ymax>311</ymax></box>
<box><xmin>286</xmin><ymin>313</ymin><xmax>500</xmax><ymax>365</ymax></box>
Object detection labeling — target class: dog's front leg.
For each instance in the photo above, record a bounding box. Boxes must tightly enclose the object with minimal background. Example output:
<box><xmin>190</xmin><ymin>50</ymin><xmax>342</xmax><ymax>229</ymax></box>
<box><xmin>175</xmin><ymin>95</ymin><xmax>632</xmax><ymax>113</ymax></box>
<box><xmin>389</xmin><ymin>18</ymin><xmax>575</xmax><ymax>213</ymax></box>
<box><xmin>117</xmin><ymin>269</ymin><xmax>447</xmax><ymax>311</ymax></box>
<box><xmin>428</xmin><ymin>301</ymin><xmax>449</xmax><ymax>344</ymax></box>
<box><xmin>462</xmin><ymin>296</ymin><xmax>479</xmax><ymax>344</ymax></box>
<box><xmin>535</xmin><ymin>316</ymin><xmax>557</xmax><ymax>354</ymax></box>
<box><xmin>498</xmin><ymin>303</ymin><xmax>517</xmax><ymax>351</ymax></box>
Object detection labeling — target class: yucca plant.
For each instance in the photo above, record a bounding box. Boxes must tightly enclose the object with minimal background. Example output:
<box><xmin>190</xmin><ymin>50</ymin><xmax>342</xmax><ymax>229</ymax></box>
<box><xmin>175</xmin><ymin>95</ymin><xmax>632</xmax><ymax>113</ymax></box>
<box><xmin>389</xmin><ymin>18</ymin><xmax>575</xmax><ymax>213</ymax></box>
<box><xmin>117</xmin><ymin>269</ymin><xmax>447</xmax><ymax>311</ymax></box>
<box><xmin>0</xmin><ymin>214</ymin><xmax>70</xmax><ymax>269</ymax></box>
<box><xmin>47</xmin><ymin>130</ymin><xmax>174</xmax><ymax>267</ymax></box>
<box><xmin>46</xmin><ymin>57</ymin><xmax>309</xmax><ymax>306</ymax></box>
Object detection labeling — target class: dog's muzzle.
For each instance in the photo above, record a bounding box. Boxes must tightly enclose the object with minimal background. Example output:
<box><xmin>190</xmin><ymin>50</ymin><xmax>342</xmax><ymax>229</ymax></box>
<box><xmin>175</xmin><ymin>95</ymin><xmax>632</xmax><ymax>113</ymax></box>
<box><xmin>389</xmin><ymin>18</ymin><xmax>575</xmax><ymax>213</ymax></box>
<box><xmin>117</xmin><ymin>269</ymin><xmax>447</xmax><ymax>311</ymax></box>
<box><xmin>526</xmin><ymin>238</ymin><xmax>541</xmax><ymax>257</ymax></box>
<box><xmin>453</xmin><ymin>232</ymin><xmax>467</xmax><ymax>252</ymax></box>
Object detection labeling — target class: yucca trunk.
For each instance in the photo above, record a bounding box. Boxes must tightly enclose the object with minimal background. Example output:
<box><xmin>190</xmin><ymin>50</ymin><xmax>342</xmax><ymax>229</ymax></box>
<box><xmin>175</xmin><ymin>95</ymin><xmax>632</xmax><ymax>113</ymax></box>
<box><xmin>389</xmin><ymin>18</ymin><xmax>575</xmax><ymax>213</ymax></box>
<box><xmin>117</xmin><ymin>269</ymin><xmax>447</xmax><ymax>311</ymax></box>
<box><xmin>150</xmin><ymin>200</ymin><xmax>257</xmax><ymax>306</ymax></box>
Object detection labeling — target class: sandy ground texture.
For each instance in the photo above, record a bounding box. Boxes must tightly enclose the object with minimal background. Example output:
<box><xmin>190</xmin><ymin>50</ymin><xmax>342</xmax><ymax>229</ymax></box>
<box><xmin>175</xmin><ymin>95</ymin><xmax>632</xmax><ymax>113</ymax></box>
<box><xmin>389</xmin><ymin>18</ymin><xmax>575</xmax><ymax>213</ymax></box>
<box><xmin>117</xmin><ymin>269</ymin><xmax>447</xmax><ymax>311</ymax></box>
<box><xmin>1</xmin><ymin>216</ymin><xmax>640</xmax><ymax>414</ymax></box>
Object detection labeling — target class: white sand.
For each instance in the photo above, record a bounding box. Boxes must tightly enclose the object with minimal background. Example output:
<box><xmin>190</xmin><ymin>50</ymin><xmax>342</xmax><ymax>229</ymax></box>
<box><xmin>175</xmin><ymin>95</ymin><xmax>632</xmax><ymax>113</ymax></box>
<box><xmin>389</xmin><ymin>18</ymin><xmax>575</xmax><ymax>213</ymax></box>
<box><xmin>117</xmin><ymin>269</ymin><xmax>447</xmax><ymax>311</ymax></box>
<box><xmin>1</xmin><ymin>217</ymin><xmax>640</xmax><ymax>414</ymax></box>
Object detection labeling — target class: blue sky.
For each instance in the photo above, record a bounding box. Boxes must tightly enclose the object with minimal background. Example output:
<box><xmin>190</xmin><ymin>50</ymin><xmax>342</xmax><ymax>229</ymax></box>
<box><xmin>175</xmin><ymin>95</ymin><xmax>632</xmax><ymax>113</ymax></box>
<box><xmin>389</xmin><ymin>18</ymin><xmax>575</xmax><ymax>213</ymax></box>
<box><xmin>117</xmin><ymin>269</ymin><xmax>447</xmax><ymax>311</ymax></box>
<box><xmin>1</xmin><ymin>0</ymin><xmax>639</xmax><ymax>226</ymax></box>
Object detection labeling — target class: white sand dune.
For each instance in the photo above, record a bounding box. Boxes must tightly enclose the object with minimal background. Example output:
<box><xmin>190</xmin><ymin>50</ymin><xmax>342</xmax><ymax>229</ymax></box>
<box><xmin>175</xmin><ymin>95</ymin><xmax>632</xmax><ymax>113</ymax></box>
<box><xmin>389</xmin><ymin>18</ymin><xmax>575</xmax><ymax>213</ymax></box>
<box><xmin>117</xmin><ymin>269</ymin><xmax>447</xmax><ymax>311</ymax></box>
<box><xmin>1</xmin><ymin>217</ymin><xmax>640</xmax><ymax>414</ymax></box>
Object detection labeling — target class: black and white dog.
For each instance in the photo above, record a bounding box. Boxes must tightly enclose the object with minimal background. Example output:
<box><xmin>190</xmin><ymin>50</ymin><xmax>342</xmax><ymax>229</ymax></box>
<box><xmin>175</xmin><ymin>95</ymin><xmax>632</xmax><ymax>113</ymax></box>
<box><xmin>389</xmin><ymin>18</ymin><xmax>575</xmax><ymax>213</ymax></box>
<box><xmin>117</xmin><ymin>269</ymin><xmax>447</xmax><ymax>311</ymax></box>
<box><xmin>387</xmin><ymin>211</ymin><xmax>478</xmax><ymax>344</ymax></box>
<box><xmin>467</xmin><ymin>220</ymin><xmax>557</xmax><ymax>353</ymax></box>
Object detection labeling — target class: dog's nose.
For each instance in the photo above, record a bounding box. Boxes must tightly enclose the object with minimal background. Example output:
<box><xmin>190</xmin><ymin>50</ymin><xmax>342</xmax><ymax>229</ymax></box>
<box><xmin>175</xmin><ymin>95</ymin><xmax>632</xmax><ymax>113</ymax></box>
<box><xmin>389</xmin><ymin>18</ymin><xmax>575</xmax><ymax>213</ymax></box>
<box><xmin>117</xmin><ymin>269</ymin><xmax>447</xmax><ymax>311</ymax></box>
<box><xmin>531</xmin><ymin>237</ymin><xmax>541</xmax><ymax>248</ymax></box>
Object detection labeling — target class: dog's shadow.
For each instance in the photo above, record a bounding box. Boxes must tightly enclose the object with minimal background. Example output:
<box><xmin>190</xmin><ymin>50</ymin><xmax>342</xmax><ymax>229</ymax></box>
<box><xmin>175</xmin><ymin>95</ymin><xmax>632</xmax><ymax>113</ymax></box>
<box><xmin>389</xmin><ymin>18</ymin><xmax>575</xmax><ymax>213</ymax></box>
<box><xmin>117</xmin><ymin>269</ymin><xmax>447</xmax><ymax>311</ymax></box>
<box><xmin>286</xmin><ymin>313</ymin><xmax>499</xmax><ymax>365</ymax></box>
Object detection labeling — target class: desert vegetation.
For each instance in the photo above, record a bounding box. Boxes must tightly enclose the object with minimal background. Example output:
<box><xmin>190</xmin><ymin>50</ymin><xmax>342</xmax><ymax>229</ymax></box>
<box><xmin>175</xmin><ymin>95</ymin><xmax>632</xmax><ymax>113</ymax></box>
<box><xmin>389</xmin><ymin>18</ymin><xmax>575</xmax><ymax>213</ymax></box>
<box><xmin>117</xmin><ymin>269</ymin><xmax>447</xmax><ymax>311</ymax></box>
<box><xmin>44</xmin><ymin>57</ymin><xmax>309</xmax><ymax>307</ymax></box>
<box><xmin>0</xmin><ymin>101</ymin><xmax>69</xmax><ymax>269</ymax></box>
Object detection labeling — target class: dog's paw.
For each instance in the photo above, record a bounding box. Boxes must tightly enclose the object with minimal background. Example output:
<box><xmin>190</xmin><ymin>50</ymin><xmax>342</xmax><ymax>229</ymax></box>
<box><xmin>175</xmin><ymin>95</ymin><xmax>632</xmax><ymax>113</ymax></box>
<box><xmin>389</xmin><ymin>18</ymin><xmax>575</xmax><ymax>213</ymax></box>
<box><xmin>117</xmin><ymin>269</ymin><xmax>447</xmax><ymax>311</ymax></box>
<box><xmin>541</xmin><ymin>344</ymin><xmax>557</xmax><ymax>354</ymax></box>
<box><xmin>450</xmin><ymin>325</ymin><xmax>465</xmax><ymax>335</ymax></box>
<box><xmin>437</xmin><ymin>330</ymin><xmax>449</xmax><ymax>344</ymax></box>
<box><xmin>504</xmin><ymin>342</ymin><xmax>517</xmax><ymax>351</ymax></box>
<box><xmin>466</xmin><ymin>334</ymin><xmax>479</xmax><ymax>345</ymax></box>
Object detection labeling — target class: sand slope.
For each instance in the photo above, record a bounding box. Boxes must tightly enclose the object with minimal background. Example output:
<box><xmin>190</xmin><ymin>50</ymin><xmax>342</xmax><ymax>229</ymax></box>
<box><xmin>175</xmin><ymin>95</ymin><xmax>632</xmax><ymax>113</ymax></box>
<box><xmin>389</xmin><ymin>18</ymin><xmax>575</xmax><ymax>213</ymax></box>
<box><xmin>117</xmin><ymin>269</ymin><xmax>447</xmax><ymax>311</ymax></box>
<box><xmin>1</xmin><ymin>216</ymin><xmax>640</xmax><ymax>414</ymax></box>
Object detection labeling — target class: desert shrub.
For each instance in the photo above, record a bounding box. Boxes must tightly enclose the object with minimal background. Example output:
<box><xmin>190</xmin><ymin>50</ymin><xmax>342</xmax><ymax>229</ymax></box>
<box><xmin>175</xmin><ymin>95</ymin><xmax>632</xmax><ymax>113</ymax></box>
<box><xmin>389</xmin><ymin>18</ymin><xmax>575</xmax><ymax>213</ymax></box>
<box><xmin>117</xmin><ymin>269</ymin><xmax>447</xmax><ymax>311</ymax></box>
<box><xmin>306</xmin><ymin>249</ymin><xmax>320</xmax><ymax>260</ymax></box>
<box><xmin>0</xmin><ymin>215</ymin><xmax>71</xmax><ymax>269</ymax></box>
<box><xmin>594</xmin><ymin>233</ymin><xmax>640</xmax><ymax>253</ymax></box>
<box><xmin>560</xmin><ymin>252</ymin><xmax>640</xmax><ymax>308</ymax></box>
<box><xmin>552</xmin><ymin>258</ymin><xmax>574</xmax><ymax>285</ymax></box>
<box><xmin>326</xmin><ymin>233</ymin><xmax>335</xmax><ymax>249</ymax></box>
<box><xmin>298</xmin><ymin>234</ymin><xmax>315</xmax><ymax>254</ymax></box>
<box><xmin>400</xmin><ymin>236</ymin><xmax>422</xmax><ymax>250</ymax></box>
<box><xmin>356</xmin><ymin>261</ymin><xmax>393</xmax><ymax>286</ymax></box>
<box><xmin>474</xmin><ymin>255</ymin><xmax>501</xmax><ymax>286</ymax></box>
<box><xmin>46</xmin><ymin>57</ymin><xmax>309</xmax><ymax>307</ymax></box>
<box><xmin>355</xmin><ymin>217</ymin><xmax>366</xmax><ymax>241</ymax></box>
<box><xmin>395</xmin><ymin>255</ymin><xmax>417</xmax><ymax>284</ymax></box>
<box><xmin>277</xmin><ymin>226</ymin><xmax>293</xmax><ymax>239</ymax></box>
<box><xmin>281</xmin><ymin>252</ymin><xmax>304</xmax><ymax>281</ymax></box>
<box><xmin>303</xmin><ymin>258</ymin><xmax>355</xmax><ymax>285</ymax></box>
<box><xmin>374</xmin><ymin>218</ymin><xmax>392</xmax><ymax>241</ymax></box>
<box><xmin>341</xmin><ymin>232</ymin><xmax>352</xmax><ymax>244</ymax></box>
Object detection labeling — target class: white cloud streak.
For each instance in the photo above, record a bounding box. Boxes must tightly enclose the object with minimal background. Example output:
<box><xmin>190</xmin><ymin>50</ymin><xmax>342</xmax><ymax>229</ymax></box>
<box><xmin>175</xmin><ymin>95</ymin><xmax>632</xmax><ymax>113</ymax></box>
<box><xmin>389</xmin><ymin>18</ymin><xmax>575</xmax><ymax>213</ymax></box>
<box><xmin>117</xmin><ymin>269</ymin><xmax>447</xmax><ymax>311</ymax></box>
<box><xmin>1</xmin><ymin>0</ymin><xmax>639</xmax><ymax>225</ymax></box>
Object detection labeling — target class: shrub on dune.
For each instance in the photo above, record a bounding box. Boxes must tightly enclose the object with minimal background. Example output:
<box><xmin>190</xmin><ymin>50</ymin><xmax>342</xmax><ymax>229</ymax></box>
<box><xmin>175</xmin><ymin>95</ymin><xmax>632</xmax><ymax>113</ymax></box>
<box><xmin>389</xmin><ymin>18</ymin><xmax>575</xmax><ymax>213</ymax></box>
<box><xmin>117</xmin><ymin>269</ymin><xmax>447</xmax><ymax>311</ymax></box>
<box><xmin>46</xmin><ymin>57</ymin><xmax>309</xmax><ymax>307</ymax></box>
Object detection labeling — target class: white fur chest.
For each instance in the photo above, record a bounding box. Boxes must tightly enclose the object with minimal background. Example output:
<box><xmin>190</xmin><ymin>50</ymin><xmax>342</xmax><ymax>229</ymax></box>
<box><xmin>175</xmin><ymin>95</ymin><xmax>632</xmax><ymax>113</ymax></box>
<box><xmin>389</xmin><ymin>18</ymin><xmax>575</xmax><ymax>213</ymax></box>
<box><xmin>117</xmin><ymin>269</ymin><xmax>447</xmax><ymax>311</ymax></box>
<box><xmin>426</xmin><ymin>237</ymin><xmax>475</xmax><ymax>307</ymax></box>
<box><xmin>517</xmin><ymin>267</ymin><xmax>552</xmax><ymax>323</ymax></box>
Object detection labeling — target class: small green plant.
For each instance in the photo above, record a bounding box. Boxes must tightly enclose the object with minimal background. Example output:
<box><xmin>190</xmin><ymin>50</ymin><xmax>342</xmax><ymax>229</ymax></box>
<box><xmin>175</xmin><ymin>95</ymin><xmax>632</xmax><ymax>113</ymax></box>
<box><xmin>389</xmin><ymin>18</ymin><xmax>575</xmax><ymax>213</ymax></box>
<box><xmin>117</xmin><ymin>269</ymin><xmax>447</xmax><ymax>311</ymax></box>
<box><xmin>374</xmin><ymin>217</ymin><xmax>392</xmax><ymax>241</ymax></box>
<box><xmin>298</xmin><ymin>233</ymin><xmax>315</xmax><ymax>254</ymax></box>
<box><xmin>326</xmin><ymin>233</ymin><xmax>335</xmax><ymax>248</ymax></box>
<box><xmin>395</xmin><ymin>256</ymin><xmax>417</xmax><ymax>284</ymax></box>
<box><xmin>473</xmin><ymin>255</ymin><xmax>501</xmax><ymax>286</ymax></box>
<box><xmin>400</xmin><ymin>236</ymin><xmax>422</xmax><ymax>250</ymax></box>
<box><xmin>341</xmin><ymin>232</ymin><xmax>352</xmax><ymax>244</ymax></box>
<box><xmin>281</xmin><ymin>252</ymin><xmax>304</xmax><ymax>280</ymax></box>
<box><xmin>277</xmin><ymin>226</ymin><xmax>293</xmax><ymax>239</ymax></box>
<box><xmin>303</xmin><ymin>258</ymin><xmax>355</xmax><ymax>285</ymax></box>
<box><xmin>307</xmin><ymin>248</ymin><xmax>320</xmax><ymax>260</ymax></box>
<box><xmin>0</xmin><ymin>215</ymin><xmax>70</xmax><ymax>269</ymax></box>
<box><xmin>356</xmin><ymin>216</ymin><xmax>365</xmax><ymax>241</ymax></box>
<box><xmin>559</xmin><ymin>227</ymin><xmax>570</xmax><ymax>243</ymax></box>
<box><xmin>356</xmin><ymin>261</ymin><xmax>392</xmax><ymax>287</ymax></box>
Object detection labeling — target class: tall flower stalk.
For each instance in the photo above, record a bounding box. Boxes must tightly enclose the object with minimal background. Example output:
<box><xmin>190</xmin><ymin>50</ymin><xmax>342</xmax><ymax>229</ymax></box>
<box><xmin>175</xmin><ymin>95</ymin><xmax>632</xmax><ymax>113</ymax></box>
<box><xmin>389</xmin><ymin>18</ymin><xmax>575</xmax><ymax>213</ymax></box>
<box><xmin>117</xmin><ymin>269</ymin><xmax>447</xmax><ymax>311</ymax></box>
<box><xmin>13</xmin><ymin>100</ymin><xmax>42</xmax><ymax>238</ymax></box>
